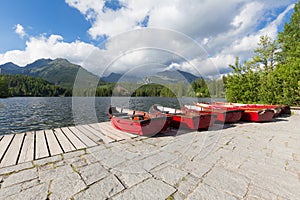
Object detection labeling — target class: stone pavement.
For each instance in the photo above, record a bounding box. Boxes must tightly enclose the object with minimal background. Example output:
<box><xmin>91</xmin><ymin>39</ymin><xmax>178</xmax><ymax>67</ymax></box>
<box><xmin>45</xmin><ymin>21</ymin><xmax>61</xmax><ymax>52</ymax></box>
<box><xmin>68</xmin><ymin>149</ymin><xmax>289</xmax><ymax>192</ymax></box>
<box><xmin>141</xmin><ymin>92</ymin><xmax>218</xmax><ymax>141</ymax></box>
<box><xmin>0</xmin><ymin>115</ymin><xmax>300</xmax><ymax>200</ymax></box>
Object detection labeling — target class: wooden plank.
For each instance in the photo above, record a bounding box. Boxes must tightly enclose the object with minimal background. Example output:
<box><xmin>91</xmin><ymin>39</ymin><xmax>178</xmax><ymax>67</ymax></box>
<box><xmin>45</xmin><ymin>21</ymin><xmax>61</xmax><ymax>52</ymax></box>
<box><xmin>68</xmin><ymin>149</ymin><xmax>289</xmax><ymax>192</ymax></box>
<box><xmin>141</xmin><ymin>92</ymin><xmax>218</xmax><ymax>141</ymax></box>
<box><xmin>0</xmin><ymin>133</ymin><xmax>25</xmax><ymax>167</ymax></box>
<box><xmin>44</xmin><ymin>130</ymin><xmax>63</xmax><ymax>156</ymax></box>
<box><xmin>90</xmin><ymin>123</ymin><xmax>129</xmax><ymax>141</ymax></box>
<box><xmin>53</xmin><ymin>128</ymin><xmax>76</xmax><ymax>153</ymax></box>
<box><xmin>0</xmin><ymin>135</ymin><xmax>4</xmax><ymax>141</ymax></box>
<box><xmin>75</xmin><ymin>125</ymin><xmax>105</xmax><ymax>144</ymax></box>
<box><xmin>68</xmin><ymin>127</ymin><xmax>97</xmax><ymax>147</ymax></box>
<box><xmin>18</xmin><ymin>132</ymin><xmax>34</xmax><ymax>164</ymax></box>
<box><xmin>61</xmin><ymin>127</ymin><xmax>87</xmax><ymax>149</ymax></box>
<box><xmin>81</xmin><ymin>124</ymin><xmax>114</xmax><ymax>143</ymax></box>
<box><xmin>35</xmin><ymin>130</ymin><xmax>49</xmax><ymax>159</ymax></box>
<box><xmin>0</xmin><ymin>134</ymin><xmax>15</xmax><ymax>162</ymax></box>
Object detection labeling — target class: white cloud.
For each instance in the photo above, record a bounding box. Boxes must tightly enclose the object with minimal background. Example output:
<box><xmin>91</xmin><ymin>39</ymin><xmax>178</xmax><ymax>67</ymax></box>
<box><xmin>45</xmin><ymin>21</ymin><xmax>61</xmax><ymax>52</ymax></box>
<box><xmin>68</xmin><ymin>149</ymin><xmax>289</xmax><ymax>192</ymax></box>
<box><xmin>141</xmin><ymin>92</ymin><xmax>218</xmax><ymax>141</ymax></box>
<box><xmin>14</xmin><ymin>24</ymin><xmax>26</xmax><ymax>39</ymax></box>
<box><xmin>0</xmin><ymin>34</ymin><xmax>100</xmax><ymax>67</ymax></box>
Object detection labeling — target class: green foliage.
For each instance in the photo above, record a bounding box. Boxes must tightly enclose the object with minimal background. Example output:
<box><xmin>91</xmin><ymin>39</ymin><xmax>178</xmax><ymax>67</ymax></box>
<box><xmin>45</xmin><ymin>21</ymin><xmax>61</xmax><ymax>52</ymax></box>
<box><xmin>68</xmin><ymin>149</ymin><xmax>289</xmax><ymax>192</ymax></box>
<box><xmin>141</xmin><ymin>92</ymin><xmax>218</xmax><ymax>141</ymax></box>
<box><xmin>276</xmin><ymin>1</ymin><xmax>300</xmax><ymax>105</ymax></box>
<box><xmin>2</xmin><ymin>75</ymin><xmax>71</xmax><ymax>97</ymax></box>
<box><xmin>251</xmin><ymin>35</ymin><xmax>279</xmax><ymax>72</ymax></box>
<box><xmin>135</xmin><ymin>84</ymin><xmax>163</xmax><ymax>97</ymax></box>
<box><xmin>0</xmin><ymin>75</ymin><xmax>9</xmax><ymax>98</ymax></box>
<box><xmin>190</xmin><ymin>78</ymin><xmax>210</xmax><ymax>97</ymax></box>
<box><xmin>225</xmin><ymin>57</ymin><xmax>260</xmax><ymax>103</ymax></box>
<box><xmin>96</xmin><ymin>83</ymin><xmax>115</xmax><ymax>96</ymax></box>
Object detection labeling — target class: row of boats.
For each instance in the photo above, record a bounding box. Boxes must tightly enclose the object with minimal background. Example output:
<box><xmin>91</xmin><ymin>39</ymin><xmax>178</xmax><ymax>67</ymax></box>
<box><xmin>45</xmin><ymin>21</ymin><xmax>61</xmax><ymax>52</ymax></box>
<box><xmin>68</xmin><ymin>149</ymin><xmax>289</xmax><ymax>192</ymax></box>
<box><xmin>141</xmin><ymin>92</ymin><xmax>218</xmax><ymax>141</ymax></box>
<box><xmin>107</xmin><ymin>102</ymin><xmax>290</xmax><ymax>137</ymax></box>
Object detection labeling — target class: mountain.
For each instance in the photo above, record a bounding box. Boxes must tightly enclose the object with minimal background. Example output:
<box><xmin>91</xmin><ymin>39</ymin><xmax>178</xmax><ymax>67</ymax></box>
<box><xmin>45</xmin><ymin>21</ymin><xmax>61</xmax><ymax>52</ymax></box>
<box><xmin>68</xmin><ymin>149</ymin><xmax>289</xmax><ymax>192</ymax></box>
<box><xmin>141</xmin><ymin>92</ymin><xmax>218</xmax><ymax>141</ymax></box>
<box><xmin>101</xmin><ymin>72</ymin><xmax>142</xmax><ymax>83</ymax></box>
<box><xmin>150</xmin><ymin>70</ymin><xmax>199</xmax><ymax>84</ymax></box>
<box><xmin>101</xmin><ymin>72</ymin><xmax>122</xmax><ymax>82</ymax></box>
<box><xmin>102</xmin><ymin>70</ymin><xmax>200</xmax><ymax>84</ymax></box>
<box><xmin>0</xmin><ymin>58</ymin><xmax>100</xmax><ymax>88</ymax></box>
<box><xmin>0</xmin><ymin>62</ymin><xmax>21</xmax><ymax>74</ymax></box>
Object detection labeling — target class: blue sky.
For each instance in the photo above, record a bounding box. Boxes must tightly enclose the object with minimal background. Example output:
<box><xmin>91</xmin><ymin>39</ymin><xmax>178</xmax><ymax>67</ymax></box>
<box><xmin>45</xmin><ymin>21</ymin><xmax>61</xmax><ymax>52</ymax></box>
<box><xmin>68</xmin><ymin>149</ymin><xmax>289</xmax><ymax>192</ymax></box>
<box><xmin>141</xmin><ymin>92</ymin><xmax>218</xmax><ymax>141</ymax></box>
<box><xmin>0</xmin><ymin>0</ymin><xmax>90</xmax><ymax>52</ymax></box>
<box><xmin>0</xmin><ymin>0</ymin><xmax>297</xmax><ymax>76</ymax></box>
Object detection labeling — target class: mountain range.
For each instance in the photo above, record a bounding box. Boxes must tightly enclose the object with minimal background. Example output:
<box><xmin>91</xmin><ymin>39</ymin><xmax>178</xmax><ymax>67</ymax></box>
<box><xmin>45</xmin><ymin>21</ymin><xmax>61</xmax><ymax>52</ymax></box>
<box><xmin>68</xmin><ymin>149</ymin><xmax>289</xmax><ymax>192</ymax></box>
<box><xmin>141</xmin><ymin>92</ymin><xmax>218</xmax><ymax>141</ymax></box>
<box><xmin>0</xmin><ymin>58</ymin><xmax>99</xmax><ymax>88</ymax></box>
<box><xmin>102</xmin><ymin>69</ymin><xmax>200</xmax><ymax>84</ymax></box>
<box><xmin>0</xmin><ymin>58</ymin><xmax>201</xmax><ymax>87</ymax></box>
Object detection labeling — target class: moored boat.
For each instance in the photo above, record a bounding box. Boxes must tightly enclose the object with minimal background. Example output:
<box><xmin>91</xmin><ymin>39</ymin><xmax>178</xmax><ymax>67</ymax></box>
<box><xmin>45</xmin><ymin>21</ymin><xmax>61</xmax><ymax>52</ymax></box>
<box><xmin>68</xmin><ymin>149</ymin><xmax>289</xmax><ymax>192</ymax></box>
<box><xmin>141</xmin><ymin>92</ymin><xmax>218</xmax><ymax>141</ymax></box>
<box><xmin>152</xmin><ymin>105</ymin><xmax>216</xmax><ymax>130</ymax></box>
<box><xmin>240</xmin><ymin>109</ymin><xmax>275</xmax><ymax>122</ymax></box>
<box><xmin>202</xmin><ymin>102</ymin><xmax>275</xmax><ymax>122</ymax></box>
<box><xmin>213</xmin><ymin>102</ymin><xmax>283</xmax><ymax>117</ymax></box>
<box><xmin>190</xmin><ymin>103</ymin><xmax>244</xmax><ymax>123</ymax></box>
<box><xmin>108</xmin><ymin>106</ymin><xmax>171</xmax><ymax>136</ymax></box>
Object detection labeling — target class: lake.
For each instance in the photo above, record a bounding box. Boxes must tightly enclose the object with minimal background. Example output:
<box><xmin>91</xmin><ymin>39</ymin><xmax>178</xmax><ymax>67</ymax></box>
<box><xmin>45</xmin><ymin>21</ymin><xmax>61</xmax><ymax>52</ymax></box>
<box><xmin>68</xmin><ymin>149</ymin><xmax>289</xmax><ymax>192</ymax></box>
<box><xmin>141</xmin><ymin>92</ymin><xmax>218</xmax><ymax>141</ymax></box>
<box><xmin>0</xmin><ymin>97</ymin><xmax>225</xmax><ymax>135</ymax></box>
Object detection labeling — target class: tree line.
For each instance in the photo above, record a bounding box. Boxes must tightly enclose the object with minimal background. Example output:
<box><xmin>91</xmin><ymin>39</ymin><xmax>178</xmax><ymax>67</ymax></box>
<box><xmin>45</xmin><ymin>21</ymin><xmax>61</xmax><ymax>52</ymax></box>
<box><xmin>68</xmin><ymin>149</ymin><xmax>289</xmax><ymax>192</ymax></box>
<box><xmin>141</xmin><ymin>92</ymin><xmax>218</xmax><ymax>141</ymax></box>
<box><xmin>225</xmin><ymin>1</ymin><xmax>300</xmax><ymax>106</ymax></box>
<box><xmin>0</xmin><ymin>74</ymin><xmax>225</xmax><ymax>98</ymax></box>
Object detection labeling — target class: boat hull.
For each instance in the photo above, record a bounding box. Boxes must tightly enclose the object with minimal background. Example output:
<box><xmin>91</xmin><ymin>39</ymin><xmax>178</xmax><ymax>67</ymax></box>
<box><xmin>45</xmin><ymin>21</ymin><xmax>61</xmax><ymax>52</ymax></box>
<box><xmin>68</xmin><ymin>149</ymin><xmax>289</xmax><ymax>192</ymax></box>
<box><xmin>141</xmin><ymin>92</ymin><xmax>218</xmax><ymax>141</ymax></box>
<box><xmin>186</xmin><ymin>104</ymin><xmax>243</xmax><ymax>123</ymax></box>
<box><xmin>171</xmin><ymin>115</ymin><xmax>212</xmax><ymax>130</ymax></box>
<box><xmin>153</xmin><ymin>105</ymin><xmax>215</xmax><ymax>130</ymax></box>
<box><xmin>213</xmin><ymin>102</ymin><xmax>285</xmax><ymax>117</ymax></box>
<box><xmin>110</xmin><ymin>116</ymin><xmax>171</xmax><ymax>136</ymax></box>
<box><xmin>214</xmin><ymin>110</ymin><xmax>244</xmax><ymax>123</ymax></box>
<box><xmin>241</xmin><ymin>109</ymin><xmax>275</xmax><ymax>122</ymax></box>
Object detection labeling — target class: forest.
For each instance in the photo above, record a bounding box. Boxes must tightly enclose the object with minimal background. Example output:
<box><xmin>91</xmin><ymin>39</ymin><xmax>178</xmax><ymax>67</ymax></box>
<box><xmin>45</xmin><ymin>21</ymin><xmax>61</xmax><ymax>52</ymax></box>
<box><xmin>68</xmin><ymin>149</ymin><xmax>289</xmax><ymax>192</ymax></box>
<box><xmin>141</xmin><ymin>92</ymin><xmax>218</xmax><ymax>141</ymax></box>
<box><xmin>0</xmin><ymin>75</ymin><xmax>71</xmax><ymax>97</ymax></box>
<box><xmin>225</xmin><ymin>1</ymin><xmax>300</xmax><ymax>106</ymax></box>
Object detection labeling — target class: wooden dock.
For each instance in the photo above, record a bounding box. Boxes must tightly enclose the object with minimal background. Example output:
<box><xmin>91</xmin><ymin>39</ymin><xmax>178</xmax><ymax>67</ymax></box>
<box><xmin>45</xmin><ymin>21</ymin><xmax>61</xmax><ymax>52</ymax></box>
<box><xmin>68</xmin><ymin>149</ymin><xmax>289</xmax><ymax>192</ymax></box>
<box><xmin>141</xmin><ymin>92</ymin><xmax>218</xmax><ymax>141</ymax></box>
<box><xmin>0</xmin><ymin>122</ymin><xmax>137</xmax><ymax>168</ymax></box>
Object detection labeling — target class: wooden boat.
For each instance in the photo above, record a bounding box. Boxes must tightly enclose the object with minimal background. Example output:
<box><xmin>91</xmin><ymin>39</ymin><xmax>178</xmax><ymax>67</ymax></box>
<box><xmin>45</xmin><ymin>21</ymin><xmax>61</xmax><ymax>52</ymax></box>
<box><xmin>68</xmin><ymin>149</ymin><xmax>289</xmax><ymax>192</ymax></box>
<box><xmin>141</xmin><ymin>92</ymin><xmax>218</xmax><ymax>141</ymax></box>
<box><xmin>152</xmin><ymin>105</ymin><xmax>216</xmax><ymax>130</ymax></box>
<box><xmin>199</xmin><ymin>102</ymin><xmax>275</xmax><ymax>122</ymax></box>
<box><xmin>239</xmin><ymin>108</ymin><xmax>275</xmax><ymax>122</ymax></box>
<box><xmin>108</xmin><ymin>106</ymin><xmax>171</xmax><ymax>136</ymax></box>
<box><xmin>189</xmin><ymin>103</ymin><xmax>244</xmax><ymax>123</ymax></box>
<box><xmin>213</xmin><ymin>102</ymin><xmax>284</xmax><ymax>117</ymax></box>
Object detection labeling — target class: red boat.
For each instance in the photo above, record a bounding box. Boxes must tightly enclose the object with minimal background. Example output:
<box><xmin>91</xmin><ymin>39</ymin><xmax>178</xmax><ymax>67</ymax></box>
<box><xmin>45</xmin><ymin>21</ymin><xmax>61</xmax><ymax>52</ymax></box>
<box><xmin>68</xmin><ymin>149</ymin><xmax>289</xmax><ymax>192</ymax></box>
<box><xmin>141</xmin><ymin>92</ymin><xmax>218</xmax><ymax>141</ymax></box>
<box><xmin>108</xmin><ymin>106</ymin><xmax>171</xmax><ymax>136</ymax></box>
<box><xmin>213</xmin><ymin>102</ymin><xmax>285</xmax><ymax>117</ymax></box>
<box><xmin>190</xmin><ymin>103</ymin><xmax>244</xmax><ymax>123</ymax></box>
<box><xmin>239</xmin><ymin>108</ymin><xmax>275</xmax><ymax>122</ymax></box>
<box><xmin>203</xmin><ymin>102</ymin><xmax>275</xmax><ymax>122</ymax></box>
<box><xmin>152</xmin><ymin>105</ymin><xmax>216</xmax><ymax>130</ymax></box>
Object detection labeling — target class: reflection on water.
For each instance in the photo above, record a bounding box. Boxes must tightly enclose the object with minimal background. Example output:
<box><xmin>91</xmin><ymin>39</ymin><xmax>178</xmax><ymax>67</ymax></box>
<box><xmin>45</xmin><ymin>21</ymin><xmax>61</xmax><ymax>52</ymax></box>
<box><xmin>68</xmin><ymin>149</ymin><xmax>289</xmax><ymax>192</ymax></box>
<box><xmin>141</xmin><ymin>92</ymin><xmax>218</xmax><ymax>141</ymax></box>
<box><xmin>0</xmin><ymin>97</ymin><xmax>224</xmax><ymax>135</ymax></box>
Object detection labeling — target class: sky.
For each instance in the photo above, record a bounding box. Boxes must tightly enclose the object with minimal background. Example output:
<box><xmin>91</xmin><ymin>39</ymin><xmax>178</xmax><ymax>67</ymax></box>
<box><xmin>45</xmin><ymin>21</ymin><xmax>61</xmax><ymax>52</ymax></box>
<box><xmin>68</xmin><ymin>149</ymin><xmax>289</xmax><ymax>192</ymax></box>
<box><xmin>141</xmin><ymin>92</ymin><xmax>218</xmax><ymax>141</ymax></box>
<box><xmin>0</xmin><ymin>0</ymin><xmax>297</xmax><ymax>77</ymax></box>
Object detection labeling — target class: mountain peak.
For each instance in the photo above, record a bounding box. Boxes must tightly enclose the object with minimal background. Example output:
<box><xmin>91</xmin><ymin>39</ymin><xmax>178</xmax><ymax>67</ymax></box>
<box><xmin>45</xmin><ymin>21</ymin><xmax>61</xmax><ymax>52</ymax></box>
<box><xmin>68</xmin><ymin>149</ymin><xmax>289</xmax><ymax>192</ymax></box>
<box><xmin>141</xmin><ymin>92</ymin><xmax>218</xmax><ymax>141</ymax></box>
<box><xmin>26</xmin><ymin>58</ymin><xmax>53</xmax><ymax>69</ymax></box>
<box><xmin>52</xmin><ymin>58</ymin><xmax>69</xmax><ymax>63</ymax></box>
<box><xmin>102</xmin><ymin>72</ymin><xmax>123</xmax><ymax>82</ymax></box>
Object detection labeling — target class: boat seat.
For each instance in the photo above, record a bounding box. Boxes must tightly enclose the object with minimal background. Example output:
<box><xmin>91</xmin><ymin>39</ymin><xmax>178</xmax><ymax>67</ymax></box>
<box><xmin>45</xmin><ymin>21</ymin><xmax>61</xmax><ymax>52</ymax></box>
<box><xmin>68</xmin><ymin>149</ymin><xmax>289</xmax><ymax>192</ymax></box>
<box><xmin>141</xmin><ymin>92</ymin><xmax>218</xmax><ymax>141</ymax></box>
<box><xmin>132</xmin><ymin>114</ymin><xmax>145</xmax><ymax>120</ymax></box>
<box><xmin>114</xmin><ymin>113</ymin><xmax>128</xmax><ymax>117</ymax></box>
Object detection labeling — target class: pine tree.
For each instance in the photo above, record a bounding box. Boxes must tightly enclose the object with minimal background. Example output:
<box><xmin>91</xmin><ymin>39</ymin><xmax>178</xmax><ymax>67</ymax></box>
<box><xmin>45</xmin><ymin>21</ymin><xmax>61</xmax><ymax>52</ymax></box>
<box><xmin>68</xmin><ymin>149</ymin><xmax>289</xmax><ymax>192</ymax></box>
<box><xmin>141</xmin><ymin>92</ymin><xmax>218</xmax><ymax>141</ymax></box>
<box><xmin>0</xmin><ymin>76</ymin><xmax>9</xmax><ymax>98</ymax></box>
